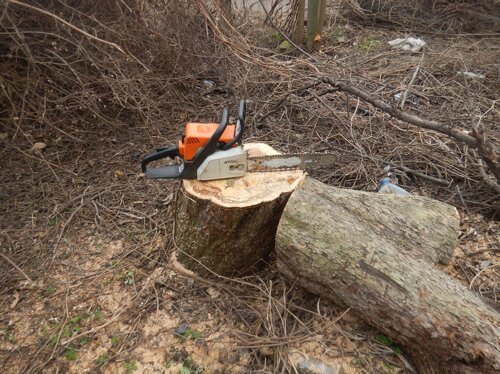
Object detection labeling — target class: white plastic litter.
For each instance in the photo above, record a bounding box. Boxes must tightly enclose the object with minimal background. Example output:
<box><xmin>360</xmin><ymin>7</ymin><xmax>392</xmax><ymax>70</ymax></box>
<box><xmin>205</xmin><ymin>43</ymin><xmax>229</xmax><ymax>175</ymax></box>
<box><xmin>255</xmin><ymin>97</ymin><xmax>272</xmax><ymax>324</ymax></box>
<box><xmin>457</xmin><ymin>71</ymin><xmax>485</xmax><ymax>80</ymax></box>
<box><xmin>202</xmin><ymin>79</ymin><xmax>215</xmax><ymax>88</ymax></box>
<box><xmin>388</xmin><ymin>37</ymin><xmax>426</xmax><ymax>52</ymax></box>
<box><xmin>394</xmin><ymin>91</ymin><xmax>417</xmax><ymax>105</ymax></box>
<box><xmin>378</xmin><ymin>178</ymin><xmax>410</xmax><ymax>195</ymax></box>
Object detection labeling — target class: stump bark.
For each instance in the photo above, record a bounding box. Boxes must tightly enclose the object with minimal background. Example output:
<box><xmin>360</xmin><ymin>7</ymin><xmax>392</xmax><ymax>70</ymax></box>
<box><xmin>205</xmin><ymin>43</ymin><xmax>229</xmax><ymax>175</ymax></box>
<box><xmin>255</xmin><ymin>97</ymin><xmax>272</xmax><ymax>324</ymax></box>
<box><xmin>174</xmin><ymin>143</ymin><xmax>305</xmax><ymax>276</ymax></box>
<box><xmin>276</xmin><ymin>177</ymin><xmax>500</xmax><ymax>373</ymax></box>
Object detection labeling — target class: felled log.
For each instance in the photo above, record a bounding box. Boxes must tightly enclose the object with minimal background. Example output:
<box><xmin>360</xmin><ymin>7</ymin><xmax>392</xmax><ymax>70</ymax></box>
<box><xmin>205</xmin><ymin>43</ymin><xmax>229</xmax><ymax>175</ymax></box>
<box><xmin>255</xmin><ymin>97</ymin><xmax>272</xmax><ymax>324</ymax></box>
<box><xmin>276</xmin><ymin>178</ymin><xmax>500</xmax><ymax>373</ymax></box>
<box><xmin>174</xmin><ymin>143</ymin><xmax>305</xmax><ymax>276</ymax></box>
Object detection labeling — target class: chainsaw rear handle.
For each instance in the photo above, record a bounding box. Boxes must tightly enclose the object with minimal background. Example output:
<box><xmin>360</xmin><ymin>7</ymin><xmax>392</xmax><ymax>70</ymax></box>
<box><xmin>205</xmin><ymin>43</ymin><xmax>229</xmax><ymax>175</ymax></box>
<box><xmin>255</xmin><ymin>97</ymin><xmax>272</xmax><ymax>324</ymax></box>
<box><xmin>141</xmin><ymin>107</ymin><xmax>229</xmax><ymax>179</ymax></box>
<box><xmin>223</xmin><ymin>100</ymin><xmax>246</xmax><ymax>150</ymax></box>
<box><xmin>141</xmin><ymin>145</ymin><xmax>182</xmax><ymax>179</ymax></box>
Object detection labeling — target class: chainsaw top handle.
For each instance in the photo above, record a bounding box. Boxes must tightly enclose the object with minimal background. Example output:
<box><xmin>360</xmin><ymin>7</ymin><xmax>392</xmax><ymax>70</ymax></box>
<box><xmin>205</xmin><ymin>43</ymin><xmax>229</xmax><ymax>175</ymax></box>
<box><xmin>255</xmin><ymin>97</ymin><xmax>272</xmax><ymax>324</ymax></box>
<box><xmin>141</xmin><ymin>106</ymin><xmax>230</xmax><ymax>179</ymax></box>
<box><xmin>223</xmin><ymin>100</ymin><xmax>246</xmax><ymax>150</ymax></box>
<box><xmin>182</xmin><ymin>107</ymin><xmax>229</xmax><ymax>179</ymax></box>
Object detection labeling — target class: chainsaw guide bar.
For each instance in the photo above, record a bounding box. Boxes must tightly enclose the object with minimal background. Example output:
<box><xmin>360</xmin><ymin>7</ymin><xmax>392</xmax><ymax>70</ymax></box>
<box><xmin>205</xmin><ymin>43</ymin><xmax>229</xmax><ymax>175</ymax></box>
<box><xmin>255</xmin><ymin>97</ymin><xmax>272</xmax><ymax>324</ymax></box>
<box><xmin>247</xmin><ymin>153</ymin><xmax>338</xmax><ymax>173</ymax></box>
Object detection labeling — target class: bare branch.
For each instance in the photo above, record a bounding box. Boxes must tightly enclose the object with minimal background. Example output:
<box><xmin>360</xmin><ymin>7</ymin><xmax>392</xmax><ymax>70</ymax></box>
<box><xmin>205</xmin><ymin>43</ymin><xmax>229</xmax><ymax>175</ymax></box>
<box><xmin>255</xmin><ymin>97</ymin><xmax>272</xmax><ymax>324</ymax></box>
<box><xmin>478</xmin><ymin>158</ymin><xmax>500</xmax><ymax>194</ymax></box>
<box><xmin>320</xmin><ymin>77</ymin><xmax>499</xmax><ymax>186</ymax></box>
<box><xmin>460</xmin><ymin>68</ymin><xmax>500</xmax><ymax>192</ymax></box>
<box><xmin>6</xmin><ymin>0</ymin><xmax>149</xmax><ymax>71</ymax></box>
<box><xmin>0</xmin><ymin>252</ymin><xmax>34</xmax><ymax>284</ymax></box>
<box><xmin>400</xmin><ymin>51</ymin><xmax>425</xmax><ymax>109</ymax></box>
<box><xmin>320</xmin><ymin>77</ymin><xmax>477</xmax><ymax>146</ymax></box>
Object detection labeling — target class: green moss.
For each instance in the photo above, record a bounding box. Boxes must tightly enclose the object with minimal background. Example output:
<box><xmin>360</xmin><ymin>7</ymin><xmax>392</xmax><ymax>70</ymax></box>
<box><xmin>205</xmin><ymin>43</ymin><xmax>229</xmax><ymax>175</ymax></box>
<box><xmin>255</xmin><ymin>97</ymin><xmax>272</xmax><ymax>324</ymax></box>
<box><xmin>123</xmin><ymin>270</ymin><xmax>135</xmax><ymax>286</ymax></box>
<box><xmin>375</xmin><ymin>334</ymin><xmax>402</xmax><ymax>355</ymax></box>
<box><xmin>93</xmin><ymin>309</ymin><xmax>103</xmax><ymax>320</ymax></box>
<box><xmin>111</xmin><ymin>335</ymin><xmax>119</xmax><ymax>346</ymax></box>
<box><xmin>178</xmin><ymin>328</ymin><xmax>202</xmax><ymax>343</ymax></box>
<box><xmin>44</xmin><ymin>286</ymin><xmax>56</xmax><ymax>296</ymax></box>
<box><xmin>327</xmin><ymin>26</ymin><xmax>344</xmax><ymax>43</ymax></box>
<box><xmin>64</xmin><ymin>348</ymin><xmax>77</xmax><ymax>361</ymax></box>
<box><xmin>96</xmin><ymin>353</ymin><xmax>108</xmax><ymax>366</ymax></box>
<box><xmin>124</xmin><ymin>359</ymin><xmax>138</xmax><ymax>372</ymax></box>
<box><xmin>359</xmin><ymin>37</ymin><xmax>379</xmax><ymax>52</ymax></box>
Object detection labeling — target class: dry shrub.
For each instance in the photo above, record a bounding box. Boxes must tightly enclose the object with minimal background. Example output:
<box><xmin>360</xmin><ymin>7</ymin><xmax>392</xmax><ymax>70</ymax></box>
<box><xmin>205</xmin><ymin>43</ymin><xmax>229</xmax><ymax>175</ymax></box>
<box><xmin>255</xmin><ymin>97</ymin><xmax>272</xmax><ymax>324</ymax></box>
<box><xmin>343</xmin><ymin>0</ymin><xmax>500</xmax><ymax>33</ymax></box>
<box><xmin>0</xmin><ymin>0</ymin><xmax>218</xmax><ymax>134</ymax></box>
<box><xmin>0</xmin><ymin>0</ymin><xmax>224</xmax><ymax>289</ymax></box>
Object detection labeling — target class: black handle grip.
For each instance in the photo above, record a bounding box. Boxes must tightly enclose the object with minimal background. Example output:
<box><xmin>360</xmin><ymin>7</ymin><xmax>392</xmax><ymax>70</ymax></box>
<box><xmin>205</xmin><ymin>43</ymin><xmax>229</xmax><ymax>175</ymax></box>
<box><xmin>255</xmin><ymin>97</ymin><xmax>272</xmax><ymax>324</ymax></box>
<box><xmin>181</xmin><ymin>107</ymin><xmax>229</xmax><ymax>179</ymax></box>
<box><xmin>206</xmin><ymin>107</ymin><xmax>229</xmax><ymax>152</ymax></box>
<box><xmin>191</xmin><ymin>107</ymin><xmax>228</xmax><ymax>163</ymax></box>
<box><xmin>223</xmin><ymin>100</ymin><xmax>246</xmax><ymax>150</ymax></box>
<box><xmin>141</xmin><ymin>145</ymin><xmax>179</xmax><ymax>172</ymax></box>
<box><xmin>238</xmin><ymin>99</ymin><xmax>246</xmax><ymax>125</ymax></box>
<box><xmin>145</xmin><ymin>165</ymin><xmax>183</xmax><ymax>179</ymax></box>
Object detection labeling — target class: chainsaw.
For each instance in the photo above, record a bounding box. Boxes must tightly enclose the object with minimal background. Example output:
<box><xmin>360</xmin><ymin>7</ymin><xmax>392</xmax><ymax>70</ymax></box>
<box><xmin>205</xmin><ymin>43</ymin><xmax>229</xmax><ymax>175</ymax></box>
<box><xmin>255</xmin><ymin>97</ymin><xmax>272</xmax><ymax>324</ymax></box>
<box><xmin>141</xmin><ymin>100</ymin><xmax>337</xmax><ymax>181</ymax></box>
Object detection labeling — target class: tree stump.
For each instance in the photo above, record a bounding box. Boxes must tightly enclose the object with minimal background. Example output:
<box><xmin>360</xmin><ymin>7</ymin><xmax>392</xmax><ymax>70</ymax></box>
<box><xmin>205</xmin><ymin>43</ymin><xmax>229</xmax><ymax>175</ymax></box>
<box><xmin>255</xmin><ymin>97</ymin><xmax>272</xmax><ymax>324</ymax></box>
<box><xmin>174</xmin><ymin>143</ymin><xmax>305</xmax><ymax>276</ymax></box>
<box><xmin>276</xmin><ymin>177</ymin><xmax>500</xmax><ymax>373</ymax></box>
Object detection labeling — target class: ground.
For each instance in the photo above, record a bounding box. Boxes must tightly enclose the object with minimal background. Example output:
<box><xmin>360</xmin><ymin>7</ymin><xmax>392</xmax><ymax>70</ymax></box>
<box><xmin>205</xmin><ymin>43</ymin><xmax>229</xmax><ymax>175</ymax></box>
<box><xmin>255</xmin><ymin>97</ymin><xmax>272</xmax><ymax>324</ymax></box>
<box><xmin>0</xmin><ymin>232</ymin><xmax>413</xmax><ymax>373</ymax></box>
<box><xmin>1</xmin><ymin>2</ymin><xmax>499</xmax><ymax>373</ymax></box>
<box><xmin>1</xmin><ymin>205</ymin><xmax>497</xmax><ymax>373</ymax></box>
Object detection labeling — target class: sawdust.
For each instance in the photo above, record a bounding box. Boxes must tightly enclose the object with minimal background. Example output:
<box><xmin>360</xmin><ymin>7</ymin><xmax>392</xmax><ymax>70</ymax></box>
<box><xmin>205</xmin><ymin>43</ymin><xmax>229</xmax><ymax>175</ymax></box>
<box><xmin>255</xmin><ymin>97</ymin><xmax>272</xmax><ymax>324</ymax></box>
<box><xmin>1</xmin><ymin>237</ymin><xmax>261</xmax><ymax>372</ymax></box>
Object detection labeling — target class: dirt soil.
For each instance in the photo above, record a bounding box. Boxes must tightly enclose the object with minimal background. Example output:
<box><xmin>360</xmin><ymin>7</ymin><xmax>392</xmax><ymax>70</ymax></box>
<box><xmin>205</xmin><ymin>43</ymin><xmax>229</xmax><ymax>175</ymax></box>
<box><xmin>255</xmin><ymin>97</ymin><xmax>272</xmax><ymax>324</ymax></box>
<box><xmin>1</xmin><ymin>4</ymin><xmax>499</xmax><ymax>373</ymax></box>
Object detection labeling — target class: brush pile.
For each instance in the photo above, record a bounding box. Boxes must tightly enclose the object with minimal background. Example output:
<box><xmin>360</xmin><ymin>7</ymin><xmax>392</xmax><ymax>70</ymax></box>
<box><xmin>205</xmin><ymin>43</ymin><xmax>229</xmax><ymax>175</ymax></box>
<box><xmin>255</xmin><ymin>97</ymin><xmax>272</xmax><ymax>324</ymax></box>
<box><xmin>1</xmin><ymin>0</ymin><xmax>498</xmax><ymax>284</ymax></box>
<box><xmin>199</xmin><ymin>0</ymin><xmax>499</xmax><ymax>213</ymax></box>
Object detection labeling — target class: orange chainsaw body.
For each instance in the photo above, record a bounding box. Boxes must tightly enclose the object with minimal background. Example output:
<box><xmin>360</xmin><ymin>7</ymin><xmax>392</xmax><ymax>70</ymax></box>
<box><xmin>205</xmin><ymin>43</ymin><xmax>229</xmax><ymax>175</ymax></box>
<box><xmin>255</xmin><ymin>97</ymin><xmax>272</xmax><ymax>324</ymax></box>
<box><xmin>178</xmin><ymin>123</ymin><xmax>236</xmax><ymax>161</ymax></box>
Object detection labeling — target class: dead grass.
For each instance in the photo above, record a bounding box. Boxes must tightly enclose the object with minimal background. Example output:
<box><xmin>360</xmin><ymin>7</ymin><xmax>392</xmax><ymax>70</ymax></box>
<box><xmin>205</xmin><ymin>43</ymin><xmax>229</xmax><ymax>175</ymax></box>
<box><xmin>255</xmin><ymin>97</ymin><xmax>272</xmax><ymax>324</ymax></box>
<box><xmin>0</xmin><ymin>0</ymin><xmax>498</xmax><ymax>372</ymax></box>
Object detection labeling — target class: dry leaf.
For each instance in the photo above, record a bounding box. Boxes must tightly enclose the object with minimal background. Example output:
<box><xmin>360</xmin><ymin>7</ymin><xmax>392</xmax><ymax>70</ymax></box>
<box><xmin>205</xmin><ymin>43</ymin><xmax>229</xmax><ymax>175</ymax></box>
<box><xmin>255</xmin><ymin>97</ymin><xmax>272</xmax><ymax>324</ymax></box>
<box><xmin>30</xmin><ymin>142</ymin><xmax>46</xmax><ymax>151</ymax></box>
<box><xmin>207</xmin><ymin>287</ymin><xmax>220</xmax><ymax>299</ymax></box>
<box><xmin>35</xmin><ymin>231</ymin><xmax>48</xmax><ymax>239</ymax></box>
<box><xmin>0</xmin><ymin>132</ymin><xmax>8</xmax><ymax>141</ymax></box>
<box><xmin>19</xmin><ymin>280</ymin><xmax>35</xmax><ymax>289</ymax></box>
<box><xmin>114</xmin><ymin>170</ymin><xmax>125</xmax><ymax>178</ymax></box>
<box><xmin>10</xmin><ymin>291</ymin><xmax>20</xmax><ymax>309</ymax></box>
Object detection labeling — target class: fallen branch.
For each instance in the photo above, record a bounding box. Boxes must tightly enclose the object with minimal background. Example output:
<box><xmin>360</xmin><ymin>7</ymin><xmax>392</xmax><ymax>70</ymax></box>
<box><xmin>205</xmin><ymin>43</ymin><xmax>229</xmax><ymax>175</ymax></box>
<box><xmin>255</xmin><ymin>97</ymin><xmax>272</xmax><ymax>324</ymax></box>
<box><xmin>320</xmin><ymin>77</ymin><xmax>476</xmax><ymax>145</ymax></box>
<box><xmin>319</xmin><ymin>77</ymin><xmax>499</xmax><ymax>186</ymax></box>
<box><xmin>384</xmin><ymin>163</ymin><xmax>451</xmax><ymax>186</ymax></box>
<box><xmin>0</xmin><ymin>252</ymin><xmax>34</xmax><ymax>284</ymax></box>
<box><xmin>478</xmin><ymin>159</ymin><xmax>500</xmax><ymax>194</ymax></box>
<box><xmin>399</xmin><ymin>50</ymin><xmax>425</xmax><ymax>109</ymax></box>
<box><xmin>460</xmin><ymin>66</ymin><xmax>500</xmax><ymax>192</ymax></box>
